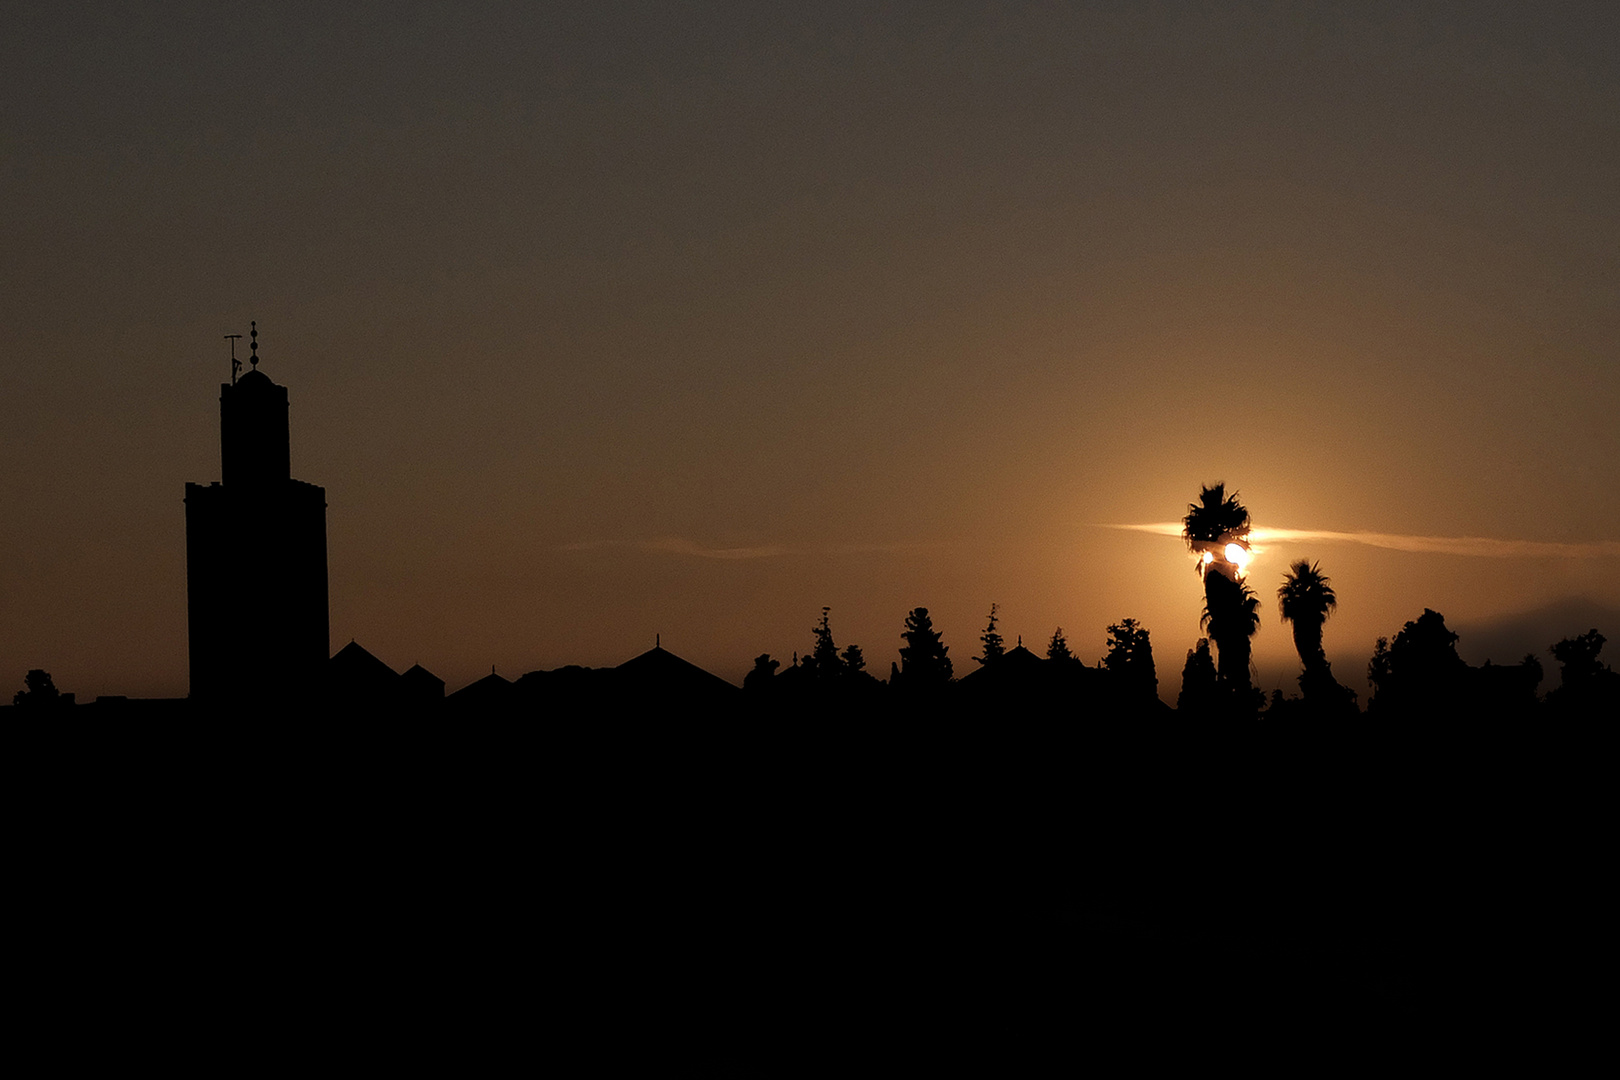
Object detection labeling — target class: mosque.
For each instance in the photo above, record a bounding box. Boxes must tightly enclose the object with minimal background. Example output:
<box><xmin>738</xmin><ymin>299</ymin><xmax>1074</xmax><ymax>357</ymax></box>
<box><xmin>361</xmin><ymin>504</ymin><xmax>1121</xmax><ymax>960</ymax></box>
<box><xmin>184</xmin><ymin>323</ymin><xmax>329</xmax><ymax>705</ymax></box>
<box><xmin>178</xmin><ymin>324</ymin><xmax>736</xmax><ymax>715</ymax></box>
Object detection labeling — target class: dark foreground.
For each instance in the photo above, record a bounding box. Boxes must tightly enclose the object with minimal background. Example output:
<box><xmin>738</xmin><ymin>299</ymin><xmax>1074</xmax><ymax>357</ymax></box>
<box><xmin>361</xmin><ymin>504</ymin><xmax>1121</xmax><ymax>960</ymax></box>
<box><xmin>11</xmin><ymin>720</ymin><xmax>1606</xmax><ymax>1064</ymax></box>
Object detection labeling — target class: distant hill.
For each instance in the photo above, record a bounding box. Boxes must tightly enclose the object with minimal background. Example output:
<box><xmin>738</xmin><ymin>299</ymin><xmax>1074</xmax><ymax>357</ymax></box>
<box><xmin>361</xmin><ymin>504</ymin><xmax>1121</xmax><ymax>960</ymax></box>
<box><xmin>1454</xmin><ymin>597</ymin><xmax>1620</xmax><ymax>667</ymax></box>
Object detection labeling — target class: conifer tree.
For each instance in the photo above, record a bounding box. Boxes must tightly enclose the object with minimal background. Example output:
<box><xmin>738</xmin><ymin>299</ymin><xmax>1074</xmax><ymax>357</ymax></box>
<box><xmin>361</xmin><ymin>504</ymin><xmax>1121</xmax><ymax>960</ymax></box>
<box><xmin>1046</xmin><ymin>627</ymin><xmax>1073</xmax><ymax>664</ymax></box>
<box><xmin>977</xmin><ymin>603</ymin><xmax>1005</xmax><ymax>666</ymax></box>
<box><xmin>810</xmin><ymin>607</ymin><xmax>842</xmax><ymax>677</ymax></box>
<box><xmin>898</xmin><ymin>607</ymin><xmax>952</xmax><ymax>688</ymax></box>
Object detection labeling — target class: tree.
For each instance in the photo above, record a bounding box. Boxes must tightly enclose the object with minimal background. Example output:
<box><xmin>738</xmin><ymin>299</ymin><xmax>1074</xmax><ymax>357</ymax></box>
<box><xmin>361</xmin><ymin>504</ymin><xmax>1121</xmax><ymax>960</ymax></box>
<box><xmin>841</xmin><ymin>644</ymin><xmax>866</xmax><ymax>675</ymax></box>
<box><xmin>1046</xmin><ymin>627</ymin><xmax>1074</xmax><ymax>664</ymax></box>
<box><xmin>809</xmin><ymin>607</ymin><xmax>842</xmax><ymax>678</ymax></box>
<box><xmin>13</xmin><ymin>669</ymin><xmax>61</xmax><ymax>708</ymax></box>
<box><xmin>1277</xmin><ymin>561</ymin><xmax>1337</xmax><ymax>672</ymax></box>
<box><xmin>1182</xmin><ymin>482</ymin><xmax>1251</xmax><ymax>562</ymax></box>
<box><xmin>1182</xmin><ymin>483</ymin><xmax>1259</xmax><ymax>700</ymax></box>
<box><xmin>1546</xmin><ymin>628</ymin><xmax>1619</xmax><ymax>717</ymax></box>
<box><xmin>743</xmin><ymin>654</ymin><xmax>779</xmax><ymax>693</ymax></box>
<box><xmin>976</xmin><ymin>603</ymin><xmax>1005</xmax><ymax>666</ymax></box>
<box><xmin>1367</xmin><ymin>608</ymin><xmax>1467</xmax><ymax>714</ymax></box>
<box><xmin>897</xmin><ymin>607</ymin><xmax>952</xmax><ymax>689</ymax></box>
<box><xmin>1102</xmin><ymin>618</ymin><xmax>1158</xmax><ymax>702</ymax></box>
<box><xmin>1551</xmin><ymin>629</ymin><xmax>1607</xmax><ymax>687</ymax></box>
<box><xmin>1200</xmin><ymin>573</ymin><xmax>1261</xmax><ymax>693</ymax></box>
<box><xmin>1276</xmin><ymin>559</ymin><xmax>1350</xmax><ymax>708</ymax></box>
<box><xmin>1177</xmin><ymin>639</ymin><xmax>1219</xmax><ymax>714</ymax></box>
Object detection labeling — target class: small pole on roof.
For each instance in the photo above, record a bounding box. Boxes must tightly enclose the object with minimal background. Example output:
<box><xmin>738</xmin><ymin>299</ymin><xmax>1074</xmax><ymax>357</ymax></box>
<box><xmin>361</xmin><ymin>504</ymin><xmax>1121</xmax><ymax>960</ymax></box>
<box><xmin>225</xmin><ymin>334</ymin><xmax>242</xmax><ymax>384</ymax></box>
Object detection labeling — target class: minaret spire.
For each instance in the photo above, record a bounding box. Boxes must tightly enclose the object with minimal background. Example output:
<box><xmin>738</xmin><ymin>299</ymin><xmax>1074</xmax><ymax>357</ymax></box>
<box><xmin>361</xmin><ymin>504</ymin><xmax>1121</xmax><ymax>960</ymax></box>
<box><xmin>250</xmin><ymin>321</ymin><xmax>260</xmax><ymax>370</ymax></box>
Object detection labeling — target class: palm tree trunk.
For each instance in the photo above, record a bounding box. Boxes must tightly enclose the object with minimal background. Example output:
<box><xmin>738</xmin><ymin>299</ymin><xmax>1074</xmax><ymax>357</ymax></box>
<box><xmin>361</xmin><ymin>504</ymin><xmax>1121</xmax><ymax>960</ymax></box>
<box><xmin>1204</xmin><ymin>571</ymin><xmax>1253</xmax><ymax>696</ymax></box>
<box><xmin>1292</xmin><ymin>619</ymin><xmax>1325</xmax><ymax>677</ymax></box>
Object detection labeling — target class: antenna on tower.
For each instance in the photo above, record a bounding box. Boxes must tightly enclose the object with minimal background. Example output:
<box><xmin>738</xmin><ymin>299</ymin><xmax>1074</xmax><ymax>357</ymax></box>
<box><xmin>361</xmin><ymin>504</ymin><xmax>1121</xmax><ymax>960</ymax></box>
<box><xmin>224</xmin><ymin>334</ymin><xmax>243</xmax><ymax>384</ymax></box>
<box><xmin>249</xmin><ymin>321</ymin><xmax>260</xmax><ymax>370</ymax></box>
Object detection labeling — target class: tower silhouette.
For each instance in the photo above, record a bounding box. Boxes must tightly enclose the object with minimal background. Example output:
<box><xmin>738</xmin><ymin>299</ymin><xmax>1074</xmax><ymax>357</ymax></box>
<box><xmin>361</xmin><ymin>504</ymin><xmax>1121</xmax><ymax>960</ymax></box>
<box><xmin>184</xmin><ymin>324</ymin><xmax>329</xmax><ymax>705</ymax></box>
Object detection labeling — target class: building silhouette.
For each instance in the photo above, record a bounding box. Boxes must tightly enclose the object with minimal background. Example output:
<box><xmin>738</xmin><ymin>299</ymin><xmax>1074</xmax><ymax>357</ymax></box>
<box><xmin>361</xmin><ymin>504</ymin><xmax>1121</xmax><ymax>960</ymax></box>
<box><xmin>184</xmin><ymin>325</ymin><xmax>328</xmax><ymax>704</ymax></box>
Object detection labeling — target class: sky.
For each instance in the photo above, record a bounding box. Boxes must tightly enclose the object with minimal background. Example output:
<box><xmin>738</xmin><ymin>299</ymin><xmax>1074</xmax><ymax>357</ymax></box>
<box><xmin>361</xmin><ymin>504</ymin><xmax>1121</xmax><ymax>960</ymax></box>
<box><xmin>4</xmin><ymin>1</ymin><xmax>1618</xmax><ymax>703</ymax></box>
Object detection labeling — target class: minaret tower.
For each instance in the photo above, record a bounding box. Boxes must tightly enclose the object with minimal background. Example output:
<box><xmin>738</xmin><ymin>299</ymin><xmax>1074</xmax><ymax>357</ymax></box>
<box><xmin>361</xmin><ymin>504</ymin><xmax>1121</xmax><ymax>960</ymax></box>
<box><xmin>220</xmin><ymin>322</ymin><xmax>291</xmax><ymax>487</ymax></box>
<box><xmin>184</xmin><ymin>323</ymin><xmax>329</xmax><ymax>706</ymax></box>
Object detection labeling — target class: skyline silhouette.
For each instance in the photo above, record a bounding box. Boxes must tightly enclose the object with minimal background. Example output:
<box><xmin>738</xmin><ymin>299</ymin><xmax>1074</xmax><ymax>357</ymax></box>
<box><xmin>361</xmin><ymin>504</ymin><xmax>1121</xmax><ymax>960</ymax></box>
<box><xmin>4</xmin><ymin>4</ymin><xmax>1617</xmax><ymax>701</ymax></box>
<box><xmin>6</xmin><ymin>344</ymin><xmax>1613</xmax><ymax>716</ymax></box>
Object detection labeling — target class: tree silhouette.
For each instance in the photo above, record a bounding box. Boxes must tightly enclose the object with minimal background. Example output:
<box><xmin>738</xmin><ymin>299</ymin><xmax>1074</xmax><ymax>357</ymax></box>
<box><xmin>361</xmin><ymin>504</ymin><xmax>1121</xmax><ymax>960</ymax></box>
<box><xmin>1182</xmin><ymin>484</ymin><xmax>1259</xmax><ymax>701</ymax></box>
<box><xmin>1177</xmin><ymin>639</ymin><xmax>1219</xmax><ymax>714</ymax></box>
<box><xmin>1046</xmin><ymin>627</ymin><xmax>1074</xmax><ymax>664</ymax></box>
<box><xmin>809</xmin><ymin>607</ymin><xmax>842</xmax><ymax>678</ymax></box>
<box><xmin>12</xmin><ymin>669</ymin><xmax>61</xmax><ymax>708</ymax></box>
<box><xmin>1277</xmin><ymin>561</ymin><xmax>1336</xmax><ymax>671</ymax></box>
<box><xmin>1276</xmin><ymin>559</ymin><xmax>1352</xmax><ymax>709</ymax></box>
<box><xmin>1200</xmin><ymin>573</ymin><xmax>1261</xmax><ymax>696</ymax></box>
<box><xmin>743</xmin><ymin>654</ymin><xmax>779</xmax><ymax>693</ymax></box>
<box><xmin>1367</xmin><ymin>608</ymin><xmax>1467</xmax><ymax>715</ymax></box>
<box><xmin>897</xmin><ymin>607</ymin><xmax>952</xmax><ymax>690</ymax></box>
<box><xmin>1550</xmin><ymin>629</ymin><xmax>1607</xmax><ymax>687</ymax></box>
<box><xmin>976</xmin><ymin>604</ymin><xmax>1005</xmax><ymax>666</ymax></box>
<box><xmin>1546</xmin><ymin>628</ymin><xmax>1618</xmax><ymax>717</ymax></box>
<box><xmin>841</xmin><ymin>643</ymin><xmax>866</xmax><ymax>675</ymax></box>
<box><xmin>1102</xmin><ymin>618</ymin><xmax>1157</xmax><ymax>703</ymax></box>
<box><xmin>1182</xmin><ymin>483</ymin><xmax>1251</xmax><ymax>559</ymax></box>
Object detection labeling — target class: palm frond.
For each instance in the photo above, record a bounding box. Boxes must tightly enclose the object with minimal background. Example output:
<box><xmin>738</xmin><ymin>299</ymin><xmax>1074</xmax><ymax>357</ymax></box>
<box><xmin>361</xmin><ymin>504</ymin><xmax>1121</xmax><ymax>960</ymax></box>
<box><xmin>1277</xmin><ymin>559</ymin><xmax>1337</xmax><ymax>625</ymax></box>
<box><xmin>1182</xmin><ymin>482</ymin><xmax>1251</xmax><ymax>549</ymax></box>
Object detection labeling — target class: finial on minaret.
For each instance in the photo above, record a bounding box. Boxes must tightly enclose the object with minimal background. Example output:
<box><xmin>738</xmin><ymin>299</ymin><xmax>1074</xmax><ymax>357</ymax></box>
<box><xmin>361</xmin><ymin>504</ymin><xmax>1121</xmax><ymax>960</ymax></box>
<box><xmin>249</xmin><ymin>321</ymin><xmax>259</xmax><ymax>369</ymax></box>
<box><xmin>225</xmin><ymin>333</ymin><xmax>243</xmax><ymax>384</ymax></box>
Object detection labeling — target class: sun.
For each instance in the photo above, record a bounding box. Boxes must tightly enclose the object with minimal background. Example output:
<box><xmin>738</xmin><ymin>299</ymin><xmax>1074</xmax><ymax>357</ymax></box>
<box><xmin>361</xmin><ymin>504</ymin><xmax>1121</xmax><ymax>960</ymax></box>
<box><xmin>1194</xmin><ymin>537</ymin><xmax>1253</xmax><ymax>581</ymax></box>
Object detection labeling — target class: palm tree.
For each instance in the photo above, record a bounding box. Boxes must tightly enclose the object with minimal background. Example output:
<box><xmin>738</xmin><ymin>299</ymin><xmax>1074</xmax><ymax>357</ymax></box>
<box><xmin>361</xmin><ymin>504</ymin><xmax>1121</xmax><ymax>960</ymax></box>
<box><xmin>1277</xmin><ymin>560</ymin><xmax>1337</xmax><ymax>677</ymax></box>
<box><xmin>1200</xmin><ymin>574</ymin><xmax>1261</xmax><ymax>691</ymax></box>
<box><xmin>1182</xmin><ymin>483</ymin><xmax>1259</xmax><ymax>697</ymax></box>
<box><xmin>1183</xmin><ymin>483</ymin><xmax>1250</xmax><ymax>556</ymax></box>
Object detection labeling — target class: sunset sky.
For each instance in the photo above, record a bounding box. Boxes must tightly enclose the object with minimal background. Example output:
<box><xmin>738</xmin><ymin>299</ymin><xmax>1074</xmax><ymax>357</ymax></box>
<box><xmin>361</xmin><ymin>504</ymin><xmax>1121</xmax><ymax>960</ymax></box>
<box><xmin>5</xmin><ymin>2</ymin><xmax>1617</xmax><ymax>702</ymax></box>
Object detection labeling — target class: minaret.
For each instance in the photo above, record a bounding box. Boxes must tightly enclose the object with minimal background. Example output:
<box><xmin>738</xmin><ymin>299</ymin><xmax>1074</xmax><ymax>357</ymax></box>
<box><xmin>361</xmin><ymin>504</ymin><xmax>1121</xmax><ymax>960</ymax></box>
<box><xmin>184</xmin><ymin>323</ymin><xmax>329</xmax><ymax>706</ymax></box>
<box><xmin>220</xmin><ymin>322</ymin><xmax>291</xmax><ymax>487</ymax></box>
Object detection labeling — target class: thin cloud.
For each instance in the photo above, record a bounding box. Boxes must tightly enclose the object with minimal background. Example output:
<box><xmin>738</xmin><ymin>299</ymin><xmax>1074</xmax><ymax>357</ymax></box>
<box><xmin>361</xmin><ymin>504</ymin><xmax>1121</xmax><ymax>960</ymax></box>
<box><xmin>1103</xmin><ymin>523</ymin><xmax>1620</xmax><ymax>560</ymax></box>
<box><xmin>561</xmin><ymin>538</ymin><xmax>795</xmax><ymax>560</ymax></box>
<box><xmin>641</xmin><ymin>538</ymin><xmax>798</xmax><ymax>560</ymax></box>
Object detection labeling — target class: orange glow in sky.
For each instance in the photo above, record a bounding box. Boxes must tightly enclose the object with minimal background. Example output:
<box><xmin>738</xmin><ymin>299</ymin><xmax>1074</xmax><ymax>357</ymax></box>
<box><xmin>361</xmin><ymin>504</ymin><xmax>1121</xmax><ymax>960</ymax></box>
<box><xmin>3</xmin><ymin>5</ymin><xmax>1618</xmax><ymax>704</ymax></box>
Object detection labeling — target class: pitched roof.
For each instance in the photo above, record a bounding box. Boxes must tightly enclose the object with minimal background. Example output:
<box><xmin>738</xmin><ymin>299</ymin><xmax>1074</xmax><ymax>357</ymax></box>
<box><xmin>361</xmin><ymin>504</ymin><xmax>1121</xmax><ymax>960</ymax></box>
<box><xmin>958</xmin><ymin>642</ymin><xmax>1045</xmax><ymax>684</ymax></box>
<box><xmin>446</xmin><ymin>669</ymin><xmax>513</xmax><ymax>704</ymax></box>
<box><xmin>614</xmin><ymin>645</ymin><xmax>739</xmax><ymax>698</ymax></box>
<box><xmin>401</xmin><ymin>663</ymin><xmax>445</xmax><ymax>697</ymax></box>
<box><xmin>330</xmin><ymin>639</ymin><xmax>399</xmax><ymax>680</ymax></box>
